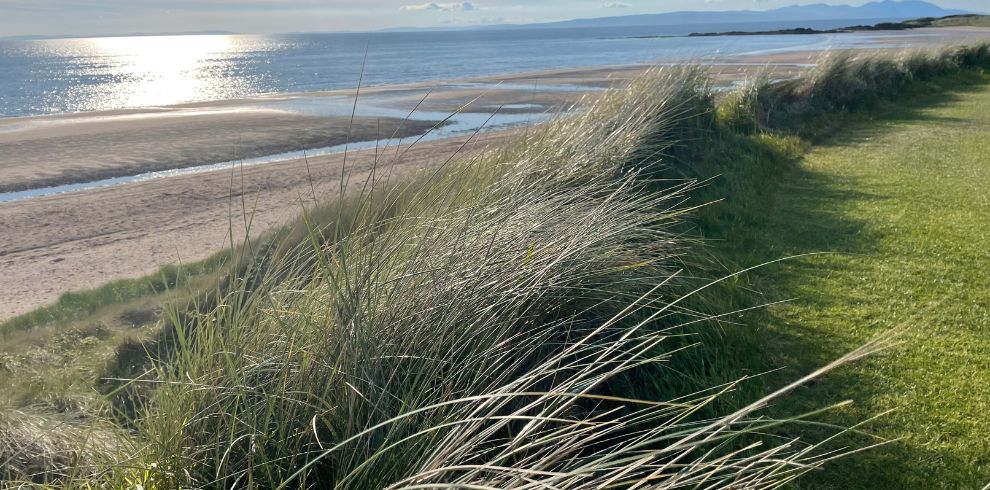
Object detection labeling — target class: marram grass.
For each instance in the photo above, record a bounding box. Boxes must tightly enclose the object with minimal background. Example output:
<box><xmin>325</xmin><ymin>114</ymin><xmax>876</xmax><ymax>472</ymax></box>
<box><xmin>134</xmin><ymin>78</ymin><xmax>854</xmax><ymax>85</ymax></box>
<box><xmin>126</xmin><ymin>66</ymin><xmax>862</xmax><ymax>489</ymax></box>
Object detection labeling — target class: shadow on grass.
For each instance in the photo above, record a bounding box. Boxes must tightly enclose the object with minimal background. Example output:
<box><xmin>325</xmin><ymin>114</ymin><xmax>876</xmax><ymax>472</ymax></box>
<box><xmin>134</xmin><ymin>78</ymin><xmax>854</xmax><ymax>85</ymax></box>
<box><xmin>655</xmin><ymin>71</ymin><xmax>990</xmax><ymax>488</ymax></box>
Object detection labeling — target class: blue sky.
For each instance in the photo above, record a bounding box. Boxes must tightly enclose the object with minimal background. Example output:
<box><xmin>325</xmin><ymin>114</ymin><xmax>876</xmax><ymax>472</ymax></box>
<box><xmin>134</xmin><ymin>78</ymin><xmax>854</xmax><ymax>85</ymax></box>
<box><xmin>0</xmin><ymin>0</ymin><xmax>985</xmax><ymax>37</ymax></box>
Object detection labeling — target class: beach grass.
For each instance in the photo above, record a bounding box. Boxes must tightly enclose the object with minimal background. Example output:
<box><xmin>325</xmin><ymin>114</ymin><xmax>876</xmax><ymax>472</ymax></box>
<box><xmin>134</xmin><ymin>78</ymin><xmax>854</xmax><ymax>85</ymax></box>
<box><xmin>0</xmin><ymin>251</ymin><xmax>236</xmax><ymax>416</ymax></box>
<box><xmin>1</xmin><ymin>44</ymin><xmax>989</xmax><ymax>487</ymax></box>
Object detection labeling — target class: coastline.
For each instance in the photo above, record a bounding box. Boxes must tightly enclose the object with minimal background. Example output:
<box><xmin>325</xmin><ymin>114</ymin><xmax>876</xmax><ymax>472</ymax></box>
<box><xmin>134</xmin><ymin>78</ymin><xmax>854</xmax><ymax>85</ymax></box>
<box><xmin>0</xmin><ymin>65</ymin><xmax>635</xmax><ymax>200</ymax></box>
<box><xmin>0</xmin><ymin>62</ymin><xmax>804</xmax><ymax>202</ymax></box>
<box><xmin>1</xmin><ymin>27</ymin><xmax>988</xmax><ymax>320</ymax></box>
<box><xmin>5</xmin><ymin>25</ymin><xmax>987</xmax><ymax>200</ymax></box>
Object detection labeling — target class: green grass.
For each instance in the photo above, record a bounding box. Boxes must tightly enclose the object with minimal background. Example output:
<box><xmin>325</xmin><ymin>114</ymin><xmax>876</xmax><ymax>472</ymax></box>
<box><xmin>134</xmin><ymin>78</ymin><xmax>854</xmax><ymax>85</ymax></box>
<box><xmin>693</xmin><ymin>71</ymin><xmax>990</xmax><ymax>487</ymax></box>
<box><xmin>0</xmin><ymin>253</ymin><xmax>234</xmax><ymax>411</ymax></box>
<box><xmin>112</xmin><ymin>67</ymin><xmax>855</xmax><ymax>489</ymax></box>
<box><xmin>766</xmin><ymin>79</ymin><xmax>990</xmax><ymax>488</ymax></box>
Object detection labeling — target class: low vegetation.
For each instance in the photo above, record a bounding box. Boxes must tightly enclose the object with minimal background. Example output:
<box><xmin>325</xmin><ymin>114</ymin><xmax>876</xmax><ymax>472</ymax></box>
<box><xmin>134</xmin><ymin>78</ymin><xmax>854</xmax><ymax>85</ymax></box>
<box><xmin>688</xmin><ymin>14</ymin><xmax>990</xmax><ymax>37</ymax></box>
<box><xmin>719</xmin><ymin>71</ymin><xmax>990</xmax><ymax>487</ymax></box>
<box><xmin>928</xmin><ymin>14</ymin><xmax>990</xmax><ymax>28</ymax></box>
<box><xmin>1</xmin><ymin>44</ymin><xmax>988</xmax><ymax>487</ymax></box>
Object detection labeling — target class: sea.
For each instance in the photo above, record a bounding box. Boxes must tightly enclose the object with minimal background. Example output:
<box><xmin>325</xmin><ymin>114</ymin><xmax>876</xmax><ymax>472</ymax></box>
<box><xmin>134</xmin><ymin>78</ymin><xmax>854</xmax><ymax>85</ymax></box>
<box><xmin>0</xmin><ymin>19</ymin><xmax>924</xmax><ymax>119</ymax></box>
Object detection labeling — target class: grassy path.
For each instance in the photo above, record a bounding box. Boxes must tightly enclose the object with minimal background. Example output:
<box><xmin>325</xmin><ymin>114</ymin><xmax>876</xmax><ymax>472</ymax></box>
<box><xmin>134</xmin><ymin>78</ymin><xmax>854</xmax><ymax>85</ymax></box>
<box><xmin>727</xmin><ymin>80</ymin><xmax>990</xmax><ymax>487</ymax></box>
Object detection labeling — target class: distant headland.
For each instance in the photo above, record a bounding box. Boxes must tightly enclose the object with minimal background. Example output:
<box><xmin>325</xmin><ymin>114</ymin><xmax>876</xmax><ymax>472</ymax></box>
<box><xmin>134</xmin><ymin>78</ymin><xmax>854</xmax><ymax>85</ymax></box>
<box><xmin>686</xmin><ymin>14</ymin><xmax>990</xmax><ymax>38</ymax></box>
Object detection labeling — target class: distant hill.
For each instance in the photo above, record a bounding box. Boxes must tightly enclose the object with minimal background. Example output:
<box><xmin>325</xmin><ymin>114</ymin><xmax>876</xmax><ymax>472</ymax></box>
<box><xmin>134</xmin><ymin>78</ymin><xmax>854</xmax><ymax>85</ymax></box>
<box><xmin>386</xmin><ymin>0</ymin><xmax>971</xmax><ymax>32</ymax></box>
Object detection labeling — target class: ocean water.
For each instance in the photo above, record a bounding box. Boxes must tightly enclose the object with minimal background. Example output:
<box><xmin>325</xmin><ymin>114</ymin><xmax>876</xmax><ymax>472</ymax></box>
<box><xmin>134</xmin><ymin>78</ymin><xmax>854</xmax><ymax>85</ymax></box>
<box><xmin>0</xmin><ymin>20</ymin><xmax>916</xmax><ymax>118</ymax></box>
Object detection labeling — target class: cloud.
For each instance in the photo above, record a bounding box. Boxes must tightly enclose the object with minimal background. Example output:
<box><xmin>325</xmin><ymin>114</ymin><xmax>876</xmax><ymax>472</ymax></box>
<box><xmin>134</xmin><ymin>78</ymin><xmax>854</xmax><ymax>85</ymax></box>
<box><xmin>399</xmin><ymin>1</ymin><xmax>479</xmax><ymax>11</ymax></box>
<box><xmin>601</xmin><ymin>1</ymin><xmax>631</xmax><ymax>7</ymax></box>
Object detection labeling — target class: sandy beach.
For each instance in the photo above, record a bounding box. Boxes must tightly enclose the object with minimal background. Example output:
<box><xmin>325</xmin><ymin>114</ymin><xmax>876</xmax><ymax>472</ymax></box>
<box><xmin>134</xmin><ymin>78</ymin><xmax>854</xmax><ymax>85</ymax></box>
<box><xmin>1</xmin><ymin>26</ymin><xmax>988</xmax><ymax>320</ymax></box>
<box><xmin>0</xmin><ymin>132</ymin><xmax>502</xmax><ymax>319</ymax></box>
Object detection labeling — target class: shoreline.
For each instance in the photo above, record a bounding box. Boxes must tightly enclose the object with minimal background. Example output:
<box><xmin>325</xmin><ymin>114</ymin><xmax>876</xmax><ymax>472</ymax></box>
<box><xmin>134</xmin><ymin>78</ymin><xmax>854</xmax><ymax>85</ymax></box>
<box><xmin>0</xmin><ymin>62</ymin><xmax>801</xmax><ymax>203</ymax></box>
<box><xmin>0</xmin><ymin>65</ymin><xmax>644</xmax><ymax>200</ymax></box>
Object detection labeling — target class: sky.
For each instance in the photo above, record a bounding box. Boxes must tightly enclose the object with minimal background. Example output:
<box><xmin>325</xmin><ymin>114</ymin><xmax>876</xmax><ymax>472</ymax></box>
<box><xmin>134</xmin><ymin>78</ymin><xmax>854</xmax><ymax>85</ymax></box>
<box><xmin>0</xmin><ymin>0</ymin><xmax>986</xmax><ymax>37</ymax></box>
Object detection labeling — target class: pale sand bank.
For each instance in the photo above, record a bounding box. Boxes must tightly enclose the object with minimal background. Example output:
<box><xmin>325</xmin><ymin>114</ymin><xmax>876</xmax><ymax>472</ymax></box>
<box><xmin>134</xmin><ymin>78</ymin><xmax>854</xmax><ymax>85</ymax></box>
<box><xmin>0</xmin><ymin>110</ymin><xmax>438</xmax><ymax>193</ymax></box>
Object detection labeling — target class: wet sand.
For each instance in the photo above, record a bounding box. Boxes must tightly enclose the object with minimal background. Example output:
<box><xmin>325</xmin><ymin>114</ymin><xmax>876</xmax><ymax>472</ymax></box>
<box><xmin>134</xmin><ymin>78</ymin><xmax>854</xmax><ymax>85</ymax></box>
<box><xmin>0</xmin><ymin>110</ymin><xmax>440</xmax><ymax>193</ymax></box>
<box><xmin>2</xmin><ymin>26</ymin><xmax>988</xmax><ymax>320</ymax></box>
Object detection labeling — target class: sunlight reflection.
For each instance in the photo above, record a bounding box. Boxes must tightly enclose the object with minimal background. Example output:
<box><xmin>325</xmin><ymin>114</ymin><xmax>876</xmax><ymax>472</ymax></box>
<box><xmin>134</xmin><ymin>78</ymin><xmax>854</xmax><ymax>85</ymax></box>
<box><xmin>82</xmin><ymin>35</ymin><xmax>245</xmax><ymax>108</ymax></box>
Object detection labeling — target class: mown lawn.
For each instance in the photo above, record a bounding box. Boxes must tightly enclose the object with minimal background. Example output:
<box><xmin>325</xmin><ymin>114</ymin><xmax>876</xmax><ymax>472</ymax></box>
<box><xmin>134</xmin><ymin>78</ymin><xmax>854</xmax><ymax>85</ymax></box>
<box><xmin>712</xmin><ymin>78</ymin><xmax>990</xmax><ymax>487</ymax></box>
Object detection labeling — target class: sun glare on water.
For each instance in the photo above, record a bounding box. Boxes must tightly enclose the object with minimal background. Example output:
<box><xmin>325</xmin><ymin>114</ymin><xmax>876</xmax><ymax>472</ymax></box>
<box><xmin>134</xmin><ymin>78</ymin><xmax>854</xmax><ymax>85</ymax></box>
<box><xmin>85</xmin><ymin>35</ymin><xmax>242</xmax><ymax>108</ymax></box>
<box><xmin>49</xmin><ymin>35</ymin><xmax>266</xmax><ymax>111</ymax></box>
